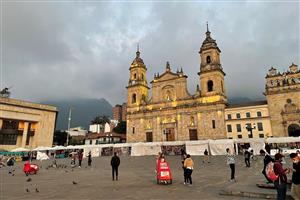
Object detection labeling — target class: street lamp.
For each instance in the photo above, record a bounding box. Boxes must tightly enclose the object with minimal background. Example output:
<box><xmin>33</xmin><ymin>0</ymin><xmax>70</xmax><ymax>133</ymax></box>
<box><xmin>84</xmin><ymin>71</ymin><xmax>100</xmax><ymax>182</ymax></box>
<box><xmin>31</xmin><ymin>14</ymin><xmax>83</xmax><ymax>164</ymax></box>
<box><xmin>66</xmin><ymin>107</ymin><xmax>73</xmax><ymax>146</ymax></box>
<box><xmin>246</xmin><ymin>123</ymin><xmax>256</xmax><ymax>138</ymax></box>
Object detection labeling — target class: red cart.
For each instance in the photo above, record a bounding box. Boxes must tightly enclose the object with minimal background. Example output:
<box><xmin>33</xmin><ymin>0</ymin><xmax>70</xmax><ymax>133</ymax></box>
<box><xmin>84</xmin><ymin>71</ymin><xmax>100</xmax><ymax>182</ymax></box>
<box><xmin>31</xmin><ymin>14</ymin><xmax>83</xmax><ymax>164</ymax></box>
<box><xmin>23</xmin><ymin>161</ymin><xmax>39</xmax><ymax>175</ymax></box>
<box><xmin>156</xmin><ymin>159</ymin><xmax>172</xmax><ymax>184</ymax></box>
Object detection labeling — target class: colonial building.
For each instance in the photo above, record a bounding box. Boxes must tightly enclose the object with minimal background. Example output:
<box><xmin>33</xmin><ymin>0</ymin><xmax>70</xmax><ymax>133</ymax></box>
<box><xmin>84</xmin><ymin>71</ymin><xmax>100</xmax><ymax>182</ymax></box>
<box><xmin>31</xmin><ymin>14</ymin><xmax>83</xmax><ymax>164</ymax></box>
<box><xmin>0</xmin><ymin>97</ymin><xmax>57</xmax><ymax>150</ymax></box>
<box><xmin>225</xmin><ymin>101</ymin><xmax>272</xmax><ymax>139</ymax></box>
<box><xmin>126</xmin><ymin>26</ymin><xmax>300</xmax><ymax>143</ymax></box>
<box><xmin>265</xmin><ymin>64</ymin><xmax>300</xmax><ymax>137</ymax></box>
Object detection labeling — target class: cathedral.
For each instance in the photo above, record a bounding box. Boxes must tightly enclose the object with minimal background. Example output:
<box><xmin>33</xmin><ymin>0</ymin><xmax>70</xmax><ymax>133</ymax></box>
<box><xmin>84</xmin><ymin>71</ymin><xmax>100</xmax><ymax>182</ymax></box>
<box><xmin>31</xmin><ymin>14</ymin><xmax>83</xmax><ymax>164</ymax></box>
<box><xmin>126</xmin><ymin>26</ymin><xmax>300</xmax><ymax>143</ymax></box>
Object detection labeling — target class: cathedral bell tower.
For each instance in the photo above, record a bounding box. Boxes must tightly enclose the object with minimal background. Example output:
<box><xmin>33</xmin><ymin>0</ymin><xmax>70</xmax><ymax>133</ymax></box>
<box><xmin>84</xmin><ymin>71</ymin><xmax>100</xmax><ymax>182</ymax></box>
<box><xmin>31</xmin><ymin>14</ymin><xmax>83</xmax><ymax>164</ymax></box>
<box><xmin>126</xmin><ymin>45</ymin><xmax>149</xmax><ymax>107</ymax></box>
<box><xmin>198</xmin><ymin>23</ymin><xmax>226</xmax><ymax>100</ymax></box>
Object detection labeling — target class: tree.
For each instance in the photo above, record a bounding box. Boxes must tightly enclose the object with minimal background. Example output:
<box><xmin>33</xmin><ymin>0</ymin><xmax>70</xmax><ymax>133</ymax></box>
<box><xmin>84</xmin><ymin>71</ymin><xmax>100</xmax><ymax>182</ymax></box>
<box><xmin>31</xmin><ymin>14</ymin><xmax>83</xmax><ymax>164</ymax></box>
<box><xmin>91</xmin><ymin>115</ymin><xmax>110</xmax><ymax>125</ymax></box>
<box><xmin>53</xmin><ymin>130</ymin><xmax>67</xmax><ymax>146</ymax></box>
<box><xmin>113</xmin><ymin>121</ymin><xmax>126</xmax><ymax>134</ymax></box>
<box><xmin>69</xmin><ymin>136</ymin><xmax>85</xmax><ymax>145</ymax></box>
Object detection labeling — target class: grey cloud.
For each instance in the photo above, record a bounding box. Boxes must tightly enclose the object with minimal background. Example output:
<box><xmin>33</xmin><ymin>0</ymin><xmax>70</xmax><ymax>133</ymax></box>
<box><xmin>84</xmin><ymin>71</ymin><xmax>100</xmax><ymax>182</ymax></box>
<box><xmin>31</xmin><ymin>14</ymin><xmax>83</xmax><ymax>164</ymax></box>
<box><xmin>1</xmin><ymin>2</ymin><xmax>299</xmax><ymax>105</ymax></box>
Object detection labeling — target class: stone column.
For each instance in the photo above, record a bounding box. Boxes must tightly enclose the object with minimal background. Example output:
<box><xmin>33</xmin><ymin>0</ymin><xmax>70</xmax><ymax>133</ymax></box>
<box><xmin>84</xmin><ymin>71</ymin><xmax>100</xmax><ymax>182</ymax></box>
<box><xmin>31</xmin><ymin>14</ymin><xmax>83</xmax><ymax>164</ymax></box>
<box><xmin>21</xmin><ymin>122</ymin><xmax>29</xmax><ymax>147</ymax></box>
<box><xmin>0</xmin><ymin>119</ymin><xmax>3</xmax><ymax>129</ymax></box>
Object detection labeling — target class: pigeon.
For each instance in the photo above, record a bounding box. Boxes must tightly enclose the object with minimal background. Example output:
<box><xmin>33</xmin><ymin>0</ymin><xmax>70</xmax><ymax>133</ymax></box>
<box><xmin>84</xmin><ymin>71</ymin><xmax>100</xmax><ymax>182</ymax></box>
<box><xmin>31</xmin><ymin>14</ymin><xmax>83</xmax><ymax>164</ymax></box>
<box><xmin>26</xmin><ymin>178</ymin><xmax>32</xmax><ymax>182</ymax></box>
<box><xmin>26</xmin><ymin>188</ymin><xmax>30</xmax><ymax>193</ymax></box>
<box><xmin>12</xmin><ymin>174</ymin><xmax>15</xmax><ymax>176</ymax></box>
<box><xmin>72</xmin><ymin>181</ymin><xmax>77</xmax><ymax>185</ymax></box>
<box><xmin>35</xmin><ymin>188</ymin><xmax>39</xmax><ymax>193</ymax></box>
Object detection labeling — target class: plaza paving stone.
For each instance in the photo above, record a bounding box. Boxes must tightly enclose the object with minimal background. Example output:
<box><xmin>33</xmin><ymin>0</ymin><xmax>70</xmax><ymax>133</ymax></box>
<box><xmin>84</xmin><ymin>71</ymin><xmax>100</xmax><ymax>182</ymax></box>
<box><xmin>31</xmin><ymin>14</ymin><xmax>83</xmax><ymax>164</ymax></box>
<box><xmin>0</xmin><ymin>155</ymin><xmax>293</xmax><ymax>200</ymax></box>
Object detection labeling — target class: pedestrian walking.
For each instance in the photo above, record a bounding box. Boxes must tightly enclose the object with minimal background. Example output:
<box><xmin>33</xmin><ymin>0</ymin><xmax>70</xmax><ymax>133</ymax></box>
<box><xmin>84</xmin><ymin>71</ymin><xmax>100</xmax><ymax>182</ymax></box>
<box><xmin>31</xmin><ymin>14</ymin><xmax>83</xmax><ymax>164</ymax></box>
<box><xmin>203</xmin><ymin>149</ymin><xmax>210</xmax><ymax>163</ymax></box>
<box><xmin>289</xmin><ymin>153</ymin><xmax>300</xmax><ymax>200</ymax></box>
<box><xmin>274</xmin><ymin>153</ymin><xmax>290</xmax><ymax>200</ymax></box>
<box><xmin>70</xmin><ymin>151</ymin><xmax>76</xmax><ymax>167</ymax></box>
<box><xmin>87</xmin><ymin>151</ymin><xmax>92</xmax><ymax>166</ymax></box>
<box><xmin>183</xmin><ymin>154</ymin><xmax>194</xmax><ymax>186</ymax></box>
<box><xmin>244</xmin><ymin>149</ymin><xmax>251</xmax><ymax>167</ymax></box>
<box><xmin>181</xmin><ymin>153</ymin><xmax>187</xmax><ymax>185</ymax></box>
<box><xmin>111</xmin><ymin>152</ymin><xmax>120</xmax><ymax>181</ymax></box>
<box><xmin>260</xmin><ymin>149</ymin><xmax>274</xmax><ymax>183</ymax></box>
<box><xmin>6</xmin><ymin>156</ymin><xmax>15</xmax><ymax>174</ymax></box>
<box><xmin>226</xmin><ymin>148</ymin><xmax>236</xmax><ymax>182</ymax></box>
<box><xmin>78</xmin><ymin>150</ymin><xmax>83</xmax><ymax>168</ymax></box>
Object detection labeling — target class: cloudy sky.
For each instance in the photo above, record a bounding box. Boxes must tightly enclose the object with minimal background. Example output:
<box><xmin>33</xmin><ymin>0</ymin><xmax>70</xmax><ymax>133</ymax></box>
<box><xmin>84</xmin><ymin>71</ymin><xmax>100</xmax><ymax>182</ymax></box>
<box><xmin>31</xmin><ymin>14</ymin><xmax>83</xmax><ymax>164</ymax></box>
<box><xmin>1</xmin><ymin>1</ymin><xmax>299</xmax><ymax>105</ymax></box>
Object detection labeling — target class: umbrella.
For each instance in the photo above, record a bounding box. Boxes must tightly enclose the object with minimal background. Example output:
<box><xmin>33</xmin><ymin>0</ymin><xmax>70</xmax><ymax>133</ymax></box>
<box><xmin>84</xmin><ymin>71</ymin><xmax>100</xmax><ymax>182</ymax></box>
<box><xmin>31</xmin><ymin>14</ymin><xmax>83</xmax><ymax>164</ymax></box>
<box><xmin>11</xmin><ymin>147</ymin><xmax>30</xmax><ymax>152</ymax></box>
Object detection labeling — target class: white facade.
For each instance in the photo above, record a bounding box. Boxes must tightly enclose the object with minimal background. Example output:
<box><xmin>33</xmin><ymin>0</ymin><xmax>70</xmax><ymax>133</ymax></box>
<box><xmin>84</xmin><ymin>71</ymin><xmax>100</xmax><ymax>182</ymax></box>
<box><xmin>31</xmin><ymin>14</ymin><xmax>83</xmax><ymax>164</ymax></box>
<box><xmin>69</xmin><ymin>127</ymin><xmax>88</xmax><ymax>137</ymax></box>
<box><xmin>89</xmin><ymin>124</ymin><xmax>104</xmax><ymax>133</ymax></box>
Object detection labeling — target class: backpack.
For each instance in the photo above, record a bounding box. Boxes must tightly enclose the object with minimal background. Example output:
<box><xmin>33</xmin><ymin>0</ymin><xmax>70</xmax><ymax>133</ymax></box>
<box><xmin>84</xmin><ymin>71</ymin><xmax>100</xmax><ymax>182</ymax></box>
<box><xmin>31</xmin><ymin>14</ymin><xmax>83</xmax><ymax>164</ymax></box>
<box><xmin>266</xmin><ymin>162</ymin><xmax>278</xmax><ymax>182</ymax></box>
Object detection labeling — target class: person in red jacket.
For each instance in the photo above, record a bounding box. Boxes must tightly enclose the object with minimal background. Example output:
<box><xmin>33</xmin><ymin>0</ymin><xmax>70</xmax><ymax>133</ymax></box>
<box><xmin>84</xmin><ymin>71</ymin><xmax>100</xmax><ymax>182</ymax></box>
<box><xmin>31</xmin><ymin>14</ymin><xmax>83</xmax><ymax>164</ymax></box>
<box><xmin>273</xmin><ymin>153</ymin><xmax>290</xmax><ymax>200</ymax></box>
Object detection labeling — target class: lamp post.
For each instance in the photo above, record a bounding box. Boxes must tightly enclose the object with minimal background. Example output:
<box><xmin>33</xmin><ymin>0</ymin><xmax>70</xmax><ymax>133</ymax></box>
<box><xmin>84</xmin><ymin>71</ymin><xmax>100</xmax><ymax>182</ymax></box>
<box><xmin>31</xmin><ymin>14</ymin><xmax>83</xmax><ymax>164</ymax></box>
<box><xmin>246</xmin><ymin>123</ymin><xmax>256</xmax><ymax>138</ymax></box>
<box><xmin>66</xmin><ymin>107</ymin><xmax>72</xmax><ymax>146</ymax></box>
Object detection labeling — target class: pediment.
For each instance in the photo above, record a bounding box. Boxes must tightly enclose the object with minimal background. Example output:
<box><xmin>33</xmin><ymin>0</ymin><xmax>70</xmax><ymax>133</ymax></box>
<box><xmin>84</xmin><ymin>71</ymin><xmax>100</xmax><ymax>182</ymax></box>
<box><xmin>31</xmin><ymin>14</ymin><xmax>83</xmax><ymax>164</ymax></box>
<box><xmin>156</xmin><ymin>71</ymin><xmax>180</xmax><ymax>82</ymax></box>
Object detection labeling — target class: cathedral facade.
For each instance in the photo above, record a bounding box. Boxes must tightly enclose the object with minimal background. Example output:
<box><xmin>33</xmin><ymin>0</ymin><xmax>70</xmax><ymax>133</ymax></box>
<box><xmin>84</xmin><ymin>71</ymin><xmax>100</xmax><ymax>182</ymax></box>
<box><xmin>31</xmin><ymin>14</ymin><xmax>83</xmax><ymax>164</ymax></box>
<box><xmin>126</xmin><ymin>27</ymin><xmax>300</xmax><ymax>143</ymax></box>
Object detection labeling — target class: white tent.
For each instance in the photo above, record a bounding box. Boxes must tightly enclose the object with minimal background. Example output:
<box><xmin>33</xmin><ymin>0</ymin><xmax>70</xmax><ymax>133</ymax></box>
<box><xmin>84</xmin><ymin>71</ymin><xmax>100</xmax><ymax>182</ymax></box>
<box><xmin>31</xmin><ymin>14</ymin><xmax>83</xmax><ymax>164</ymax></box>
<box><xmin>185</xmin><ymin>140</ymin><xmax>209</xmax><ymax>155</ymax></box>
<box><xmin>209</xmin><ymin>139</ymin><xmax>235</xmax><ymax>155</ymax></box>
<box><xmin>32</xmin><ymin>146</ymin><xmax>51</xmax><ymax>151</ymax></box>
<box><xmin>11</xmin><ymin>147</ymin><xmax>30</xmax><ymax>152</ymax></box>
<box><xmin>143</xmin><ymin>142</ymin><xmax>162</xmax><ymax>155</ymax></box>
<box><xmin>131</xmin><ymin>142</ymin><xmax>145</xmax><ymax>156</ymax></box>
<box><xmin>266</xmin><ymin>137</ymin><xmax>300</xmax><ymax>143</ymax></box>
<box><xmin>50</xmin><ymin>146</ymin><xmax>66</xmax><ymax>151</ymax></box>
<box><xmin>36</xmin><ymin>151</ymin><xmax>49</xmax><ymax>160</ymax></box>
<box><xmin>234</xmin><ymin>138</ymin><xmax>265</xmax><ymax>155</ymax></box>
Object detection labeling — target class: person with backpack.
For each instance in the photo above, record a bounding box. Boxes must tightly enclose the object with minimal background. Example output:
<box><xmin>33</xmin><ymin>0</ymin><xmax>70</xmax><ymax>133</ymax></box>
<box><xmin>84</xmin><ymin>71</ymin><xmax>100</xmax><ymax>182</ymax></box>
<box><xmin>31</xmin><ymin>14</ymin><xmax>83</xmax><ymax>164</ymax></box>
<box><xmin>289</xmin><ymin>153</ymin><xmax>300</xmax><ymax>200</ymax></box>
<box><xmin>273</xmin><ymin>153</ymin><xmax>290</xmax><ymax>200</ymax></box>
<box><xmin>260</xmin><ymin>149</ymin><xmax>275</xmax><ymax>183</ymax></box>
<box><xmin>111</xmin><ymin>152</ymin><xmax>120</xmax><ymax>181</ymax></box>
<box><xmin>244</xmin><ymin>149</ymin><xmax>251</xmax><ymax>167</ymax></box>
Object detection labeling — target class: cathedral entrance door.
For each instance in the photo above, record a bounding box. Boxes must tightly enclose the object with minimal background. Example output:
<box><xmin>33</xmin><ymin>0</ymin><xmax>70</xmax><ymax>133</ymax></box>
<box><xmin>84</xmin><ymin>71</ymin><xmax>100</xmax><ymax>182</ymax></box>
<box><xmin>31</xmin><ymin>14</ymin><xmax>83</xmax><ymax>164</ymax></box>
<box><xmin>288</xmin><ymin>124</ymin><xmax>300</xmax><ymax>137</ymax></box>
<box><xmin>189</xmin><ymin>129</ymin><xmax>198</xmax><ymax>140</ymax></box>
<box><xmin>166</xmin><ymin>128</ymin><xmax>175</xmax><ymax>141</ymax></box>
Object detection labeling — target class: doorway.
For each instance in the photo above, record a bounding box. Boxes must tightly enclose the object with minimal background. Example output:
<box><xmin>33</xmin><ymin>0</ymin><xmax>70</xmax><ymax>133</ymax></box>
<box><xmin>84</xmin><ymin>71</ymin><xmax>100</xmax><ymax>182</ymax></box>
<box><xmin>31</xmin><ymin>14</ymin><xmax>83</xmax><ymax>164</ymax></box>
<box><xmin>165</xmin><ymin>128</ymin><xmax>175</xmax><ymax>141</ymax></box>
<box><xmin>189</xmin><ymin>129</ymin><xmax>198</xmax><ymax>140</ymax></box>
<box><xmin>288</xmin><ymin>124</ymin><xmax>300</xmax><ymax>137</ymax></box>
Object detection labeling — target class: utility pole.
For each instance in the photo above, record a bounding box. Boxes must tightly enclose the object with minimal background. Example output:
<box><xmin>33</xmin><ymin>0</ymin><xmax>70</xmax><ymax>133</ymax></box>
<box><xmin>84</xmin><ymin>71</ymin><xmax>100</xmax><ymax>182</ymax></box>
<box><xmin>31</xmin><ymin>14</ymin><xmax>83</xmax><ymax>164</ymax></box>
<box><xmin>66</xmin><ymin>107</ymin><xmax>72</xmax><ymax>146</ymax></box>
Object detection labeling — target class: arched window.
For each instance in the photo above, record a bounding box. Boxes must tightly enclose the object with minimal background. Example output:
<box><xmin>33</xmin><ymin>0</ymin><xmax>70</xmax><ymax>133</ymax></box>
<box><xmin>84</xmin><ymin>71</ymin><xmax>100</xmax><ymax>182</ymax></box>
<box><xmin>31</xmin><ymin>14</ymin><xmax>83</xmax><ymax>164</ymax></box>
<box><xmin>141</xmin><ymin>74</ymin><xmax>144</xmax><ymax>80</ymax></box>
<box><xmin>132</xmin><ymin>94</ymin><xmax>136</xmax><ymax>104</ymax></box>
<box><xmin>133</xmin><ymin>73</ymin><xmax>137</xmax><ymax>79</ymax></box>
<box><xmin>207</xmin><ymin>80</ymin><xmax>213</xmax><ymax>92</ymax></box>
<box><xmin>206</xmin><ymin>56</ymin><xmax>211</xmax><ymax>64</ymax></box>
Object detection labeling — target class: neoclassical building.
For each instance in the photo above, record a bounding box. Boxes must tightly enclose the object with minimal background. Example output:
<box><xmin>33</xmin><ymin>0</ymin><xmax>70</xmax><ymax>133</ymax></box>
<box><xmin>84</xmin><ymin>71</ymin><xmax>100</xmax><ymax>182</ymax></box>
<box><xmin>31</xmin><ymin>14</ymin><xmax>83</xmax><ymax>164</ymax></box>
<box><xmin>126</xmin><ymin>27</ymin><xmax>300</xmax><ymax>143</ymax></box>
<box><xmin>0</xmin><ymin>97</ymin><xmax>57</xmax><ymax>150</ymax></box>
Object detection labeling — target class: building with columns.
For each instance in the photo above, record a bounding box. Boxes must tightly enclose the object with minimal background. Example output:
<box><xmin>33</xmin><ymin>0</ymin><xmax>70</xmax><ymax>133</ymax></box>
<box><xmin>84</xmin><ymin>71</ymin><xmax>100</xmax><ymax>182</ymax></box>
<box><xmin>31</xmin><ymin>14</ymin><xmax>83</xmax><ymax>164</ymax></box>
<box><xmin>0</xmin><ymin>97</ymin><xmax>57</xmax><ymax>151</ymax></box>
<box><xmin>126</xmin><ymin>25</ymin><xmax>300</xmax><ymax>143</ymax></box>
